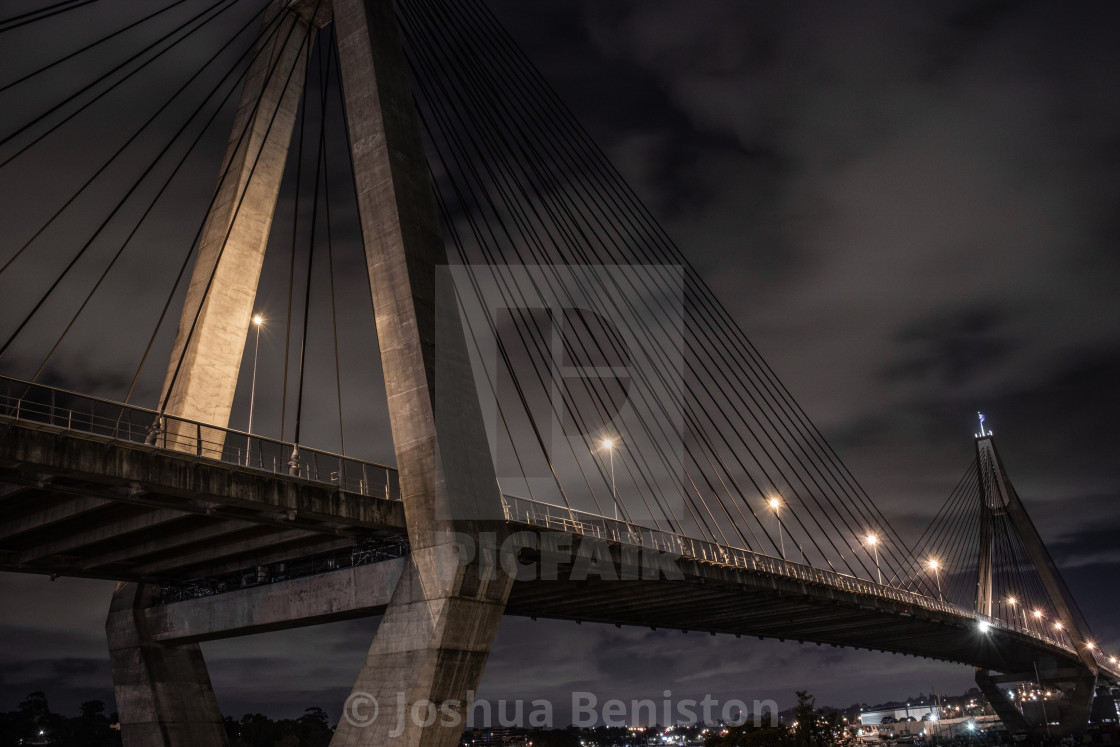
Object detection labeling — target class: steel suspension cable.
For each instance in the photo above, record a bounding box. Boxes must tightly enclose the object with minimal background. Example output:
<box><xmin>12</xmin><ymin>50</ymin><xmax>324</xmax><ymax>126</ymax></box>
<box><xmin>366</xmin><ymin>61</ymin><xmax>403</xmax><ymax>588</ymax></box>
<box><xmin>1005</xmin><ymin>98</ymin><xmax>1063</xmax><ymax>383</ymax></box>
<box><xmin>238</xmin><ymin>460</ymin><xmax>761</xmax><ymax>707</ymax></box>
<box><xmin>418</xmin><ymin>0</ymin><xmax>900</xmax><ymax>577</ymax></box>
<box><xmin>29</xmin><ymin>21</ymin><xmax>268</xmax><ymax>381</ymax></box>
<box><xmin>292</xmin><ymin>31</ymin><xmax>334</xmax><ymax>450</ymax></box>
<box><xmin>319</xmin><ymin>28</ymin><xmax>346</xmax><ymax>456</ymax></box>
<box><xmin>0</xmin><ymin>0</ymin><xmax>241</xmax><ymax>166</ymax></box>
<box><xmin>401</xmin><ymin>3</ymin><xmax>703</xmax><ymax>538</ymax></box>
<box><xmin>406</xmin><ymin>12</ymin><xmax>754</xmax><ymax>543</ymax></box>
<box><xmin>402</xmin><ymin>0</ymin><xmax>877</xmax><ymax>572</ymax></box>
<box><xmin>0</xmin><ymin>0</ymin><xmax>95</xmax><ymax>34</ymax></box>
<box><xmin>0</xmin><ymin>0</ymin><xmax>268</xmax><ymax>278</ymax></box>
<box><xmin>403</xmin><ymin>0</ymin><xmax>755</xmax><ymax>546</ymax></box>
<box><xmin>0</xmin><ymin>0</ymin><xmax>192</xmax><ymax>94</ymax></box>
<box><xmin>0</xmin><ymin>3</ymin><xmax>264</xmax><ymax>361</ymax></box>
<box><xmin>279</xmin><ymin>23</ymin><xmax>315</xmax><ymax>441</ymax></box>
<box><xmin>453</xmin><ymin>0</ymin><xmax>924</xmax><ymax>578</ymax></box>
<box><xmin>409</xmin><ymin>0</ymin><xmax>786</xmax><ymax>552</ymax></box>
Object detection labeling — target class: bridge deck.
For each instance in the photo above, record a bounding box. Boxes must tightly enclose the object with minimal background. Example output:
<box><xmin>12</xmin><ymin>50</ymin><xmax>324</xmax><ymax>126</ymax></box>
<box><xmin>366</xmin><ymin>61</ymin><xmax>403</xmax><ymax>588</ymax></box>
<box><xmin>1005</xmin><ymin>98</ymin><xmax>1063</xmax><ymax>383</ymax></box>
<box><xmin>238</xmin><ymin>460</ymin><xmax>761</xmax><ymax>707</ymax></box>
<box><xmin>140</xmin><ymin>553</ymin><xmax>1100</xmax><ymax>682</ymax></box>
<box><xmin>0</xmin><ymin>419</ymin><xmax>405</xmax><ymax>581</ymax></box>
<box><xmin>2</xmin><ymin>406</ymin><xmax>1115</xmax><ymax>683</ymax></box>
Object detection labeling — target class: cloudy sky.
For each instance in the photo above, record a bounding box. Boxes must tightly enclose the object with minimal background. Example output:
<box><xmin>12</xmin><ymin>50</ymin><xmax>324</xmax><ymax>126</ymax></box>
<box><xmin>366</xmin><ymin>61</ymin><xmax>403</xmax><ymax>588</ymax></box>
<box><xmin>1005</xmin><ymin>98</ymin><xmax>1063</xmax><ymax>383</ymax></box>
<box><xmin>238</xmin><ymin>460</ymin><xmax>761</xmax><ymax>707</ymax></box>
<box><xmin>1</xmin><ymin>0</ymin><xmax>1119</xmax><ymax>726</ymax></box>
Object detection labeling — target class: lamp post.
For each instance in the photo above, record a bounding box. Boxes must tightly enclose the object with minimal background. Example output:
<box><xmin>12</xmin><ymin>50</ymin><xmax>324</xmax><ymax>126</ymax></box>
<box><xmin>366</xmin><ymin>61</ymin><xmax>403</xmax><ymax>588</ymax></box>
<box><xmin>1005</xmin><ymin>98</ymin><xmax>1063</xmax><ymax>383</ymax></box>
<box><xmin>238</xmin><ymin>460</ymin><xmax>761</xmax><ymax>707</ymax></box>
<box><xmin>768</xmin><ymin>497</ymin><xmax>786</xmax><ymax>560</ymax></box>
<box><xmin>866</xmin><ymin>533</ymin><xmax>881</xmax><ymax>585</ymax></box>
<box><xmin>602</xmin><ymin>438</ymin><xmax>618</xmax><ymax>520</ymax></box>
<box><xmin>927</xmin><ymin>559</ymin><xmax>942</xmax><ymax>600</ymax></box>
<box><xmin>247</xmin><ymin>313</ymin><xmax>263</xmax><ymax>466</ymax></box>
<box><xmin>1007</xmin><ymin>596</ymin><xmax>1025</xmax><ymax>630</ymax></box>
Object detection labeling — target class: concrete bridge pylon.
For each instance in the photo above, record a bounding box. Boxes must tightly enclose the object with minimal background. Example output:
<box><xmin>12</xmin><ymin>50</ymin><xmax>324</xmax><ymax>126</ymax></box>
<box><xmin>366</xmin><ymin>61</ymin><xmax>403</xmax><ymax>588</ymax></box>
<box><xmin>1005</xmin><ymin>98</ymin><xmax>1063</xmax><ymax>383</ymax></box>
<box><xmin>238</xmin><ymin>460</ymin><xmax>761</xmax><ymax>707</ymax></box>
<box><xmin>108</xmin><ymin>1</ymin><xmax>512</xmax><ymax>745</ymax></box>
<box><xmin>973</xmin><ymin>434</ymin><xmax>1098</xmax><ymax>739</ymax></box>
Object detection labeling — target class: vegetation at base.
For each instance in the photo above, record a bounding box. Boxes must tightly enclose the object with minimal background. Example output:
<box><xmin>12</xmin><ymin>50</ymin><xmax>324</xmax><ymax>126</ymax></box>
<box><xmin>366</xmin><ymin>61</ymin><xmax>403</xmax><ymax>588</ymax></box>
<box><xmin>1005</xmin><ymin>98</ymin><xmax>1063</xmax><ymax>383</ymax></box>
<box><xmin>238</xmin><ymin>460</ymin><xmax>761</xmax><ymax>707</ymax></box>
<box><xmin>706</xmin><ymin>691</ymin><xmax>850</xmax><ymax>747</ymax></box>
<box><xmin>223</xmin><ymin>708</ymin><xmax>333</xmax><ymax>747</ymax></box>
<box><xmin>0</xmin><ymin>692</ymin><xmax>121</xmax><ymax>747</ymax></box>
<box><xmin>0</xmin><ymin>691</ymin><xmax>335</xmax><ymax>747</ymax></box>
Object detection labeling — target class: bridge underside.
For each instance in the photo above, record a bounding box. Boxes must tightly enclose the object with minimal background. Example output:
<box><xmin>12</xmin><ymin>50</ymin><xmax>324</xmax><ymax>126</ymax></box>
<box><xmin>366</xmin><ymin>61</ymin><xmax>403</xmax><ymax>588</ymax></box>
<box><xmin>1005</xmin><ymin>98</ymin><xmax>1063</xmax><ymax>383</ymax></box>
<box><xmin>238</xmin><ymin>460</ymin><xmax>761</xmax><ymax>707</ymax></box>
<box><xmin>0</xmin><ymin>422</ymin><xmax>404</xmax><ymax>581</ymax></box>
<box><xmin>1</xmin><ymin>417</ymin><xmax>1109</xmax><ymax>740</ymax></box>
<box><xmin>125</xmin><ymin>548</ymin><xmax>1087</xmax><ymax>680</ymax></box>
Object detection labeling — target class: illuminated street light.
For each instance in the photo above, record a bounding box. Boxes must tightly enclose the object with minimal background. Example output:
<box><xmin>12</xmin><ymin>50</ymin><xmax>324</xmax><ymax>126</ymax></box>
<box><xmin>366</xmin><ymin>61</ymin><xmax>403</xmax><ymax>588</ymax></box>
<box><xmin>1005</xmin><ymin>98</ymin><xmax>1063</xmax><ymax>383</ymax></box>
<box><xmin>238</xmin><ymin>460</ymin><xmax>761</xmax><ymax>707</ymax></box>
<box><xmin>1054</xmin><ymin>621</ymin><xmax>1063</xmax><ymax>631</ymax></box>
<box><xmin>601</xmin><ymin>438</ymin><xmax>618</xmax><ymax>520</ymax></box>
<box><xmin>927</xmin><ymin>559</ymin><xmax>943</xmax><ymax>600</ymax></box>
<box><xmin>978</xmin><ymin>620</ymin><xmax>990</xmax><ymax>634</ymax></box>
<box><xmin>246</xmin><ymin>313</ymin><xmax>264</xmax><ymax>466</ymax></box>
<box><xmin>865</xmin><ymin>533</ymin><xmax>881</xmax><ymax>585</ymax></box>
<box><xmin>768</xmin><ymin>496</ymin><xmax>786</xmax><ymax>560</ymax></box>
<box><xmin>1006</xmin><ymin>596</ymin><xmax>1027</xmax><ymax>629</ymax></box>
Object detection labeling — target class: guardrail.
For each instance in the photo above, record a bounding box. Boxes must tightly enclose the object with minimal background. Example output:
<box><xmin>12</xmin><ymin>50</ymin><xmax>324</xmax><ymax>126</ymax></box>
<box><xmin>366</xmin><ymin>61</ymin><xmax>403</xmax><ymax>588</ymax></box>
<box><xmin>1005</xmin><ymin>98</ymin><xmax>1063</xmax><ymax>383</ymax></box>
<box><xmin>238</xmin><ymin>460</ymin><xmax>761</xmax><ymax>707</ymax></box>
<box><xmin>500</xmin><ymin>494</ymin><xmax>1081</xmax><ymax>658</ymax></box>
<box><xmin>0</xmin><ymin>375</ymin><xmax>399</xmax><ymax>500</ymax></box>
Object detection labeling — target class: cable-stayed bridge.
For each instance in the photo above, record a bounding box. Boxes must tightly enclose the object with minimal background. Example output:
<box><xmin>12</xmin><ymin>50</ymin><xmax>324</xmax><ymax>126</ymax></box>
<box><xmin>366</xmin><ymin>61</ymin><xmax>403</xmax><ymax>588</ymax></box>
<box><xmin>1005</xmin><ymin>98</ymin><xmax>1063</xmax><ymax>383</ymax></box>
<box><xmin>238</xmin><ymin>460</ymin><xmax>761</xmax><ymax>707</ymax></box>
<box><xmin>0</xmin><ymin>1</ymin><xmax>1115</xmax><ymax>745</ymax></box>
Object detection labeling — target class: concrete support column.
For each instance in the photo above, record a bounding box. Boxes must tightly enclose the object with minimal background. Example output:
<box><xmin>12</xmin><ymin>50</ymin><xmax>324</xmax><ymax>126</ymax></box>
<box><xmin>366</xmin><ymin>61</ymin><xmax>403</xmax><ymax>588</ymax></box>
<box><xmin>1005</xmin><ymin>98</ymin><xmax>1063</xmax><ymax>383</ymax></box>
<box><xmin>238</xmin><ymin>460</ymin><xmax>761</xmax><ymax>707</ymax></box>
<box><xmin>158</xmin><ymin>1</ymin><xmax>319</xmax><ymax>441</ymax></box>
<box><xmin>330</xmin><ymin>0</ymin><xmax>512</xmax><ymax>744</ymax></box>
<box><xmin>975</xmin><ymin>668</ymin><xmax>1032</xmax><ymax>735</ymax></box>
<box><xmin>106</xmin><ymin>582</ymin><xmax>227</xmax><ymax>747</ymax></box>
<box><xmin>1054</xmin><ymin>671</ymin><xmax>1097</xmax><ymax>738</ymax></box>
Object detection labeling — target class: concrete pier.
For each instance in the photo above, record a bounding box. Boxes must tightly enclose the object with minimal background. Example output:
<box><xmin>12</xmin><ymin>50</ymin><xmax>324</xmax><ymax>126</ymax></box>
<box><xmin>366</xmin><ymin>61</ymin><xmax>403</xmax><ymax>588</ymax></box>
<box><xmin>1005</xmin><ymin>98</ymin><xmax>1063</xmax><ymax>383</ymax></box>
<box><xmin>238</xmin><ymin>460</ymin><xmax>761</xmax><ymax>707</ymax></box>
<box><xmin>107</xmin><ymin>582</ymin><xmax>227</xmax><ymax>747</ymax></box>
<box><xmin>329</xmin><ymin>0</ymin><xmax>512</xmax><ymax>743</ymax></box>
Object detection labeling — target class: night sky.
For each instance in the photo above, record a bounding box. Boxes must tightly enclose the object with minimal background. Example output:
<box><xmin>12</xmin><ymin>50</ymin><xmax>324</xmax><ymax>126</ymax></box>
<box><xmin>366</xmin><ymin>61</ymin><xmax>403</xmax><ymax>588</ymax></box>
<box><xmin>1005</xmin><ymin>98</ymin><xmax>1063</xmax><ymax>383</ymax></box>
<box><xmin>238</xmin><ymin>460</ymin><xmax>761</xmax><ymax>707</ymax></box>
<box><xmin>1</xmin><ymin>0</ymin><xmax>1119</xmax><ymax>727</ymax></box>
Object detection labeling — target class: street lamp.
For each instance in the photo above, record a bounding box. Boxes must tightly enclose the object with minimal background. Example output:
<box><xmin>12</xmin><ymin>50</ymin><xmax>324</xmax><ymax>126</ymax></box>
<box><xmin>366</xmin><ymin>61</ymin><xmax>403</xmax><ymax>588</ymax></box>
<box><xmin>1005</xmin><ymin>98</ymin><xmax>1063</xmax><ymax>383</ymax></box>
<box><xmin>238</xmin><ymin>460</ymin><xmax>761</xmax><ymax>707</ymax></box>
<box><xmin>1031</xmin><ymin>608</ymin><xmax>1044</xmax><ymax>635</ymax></box>
<box><xmin>1007</xmin><ymin>596</ymin><xmax>1026</xmax><ymax>630</ymax></box>
<box><xmin>247</xmin><ymin>313</ymin><xmax>264</xmax><ymax>466</ymax></box>
<box><xmin>865</xmin><ymin>533</ymin><xmax>881</xmax><ymax>585</ymax></box>
<box><xmin>768</xmin><ymin>496</ymin><xmax>786</xmax><ymax>560</ymax></box>
<box><xmin>927</xmin><ymin>558</ymin><xmax>942</xmax><ymax>600</ymax></box>
<box><xmin>602</xmin><ymin>438</ymin><xmax>618</xmax><ymax>520</ymax></box>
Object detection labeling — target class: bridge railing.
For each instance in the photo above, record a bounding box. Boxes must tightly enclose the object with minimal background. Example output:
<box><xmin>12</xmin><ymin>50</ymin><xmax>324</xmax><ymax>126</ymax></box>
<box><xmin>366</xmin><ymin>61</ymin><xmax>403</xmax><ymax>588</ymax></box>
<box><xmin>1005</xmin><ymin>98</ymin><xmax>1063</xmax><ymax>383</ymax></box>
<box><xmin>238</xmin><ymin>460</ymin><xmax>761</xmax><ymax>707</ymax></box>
<box><xmin>0</xmin><ymin>375</ymin><xmax>399</xmax><ymax>500</ymax></box>
<box><xmin>499</xmin><ymin>494</ymin><xmax>1077</xmax><ymax>655</ymax></box>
